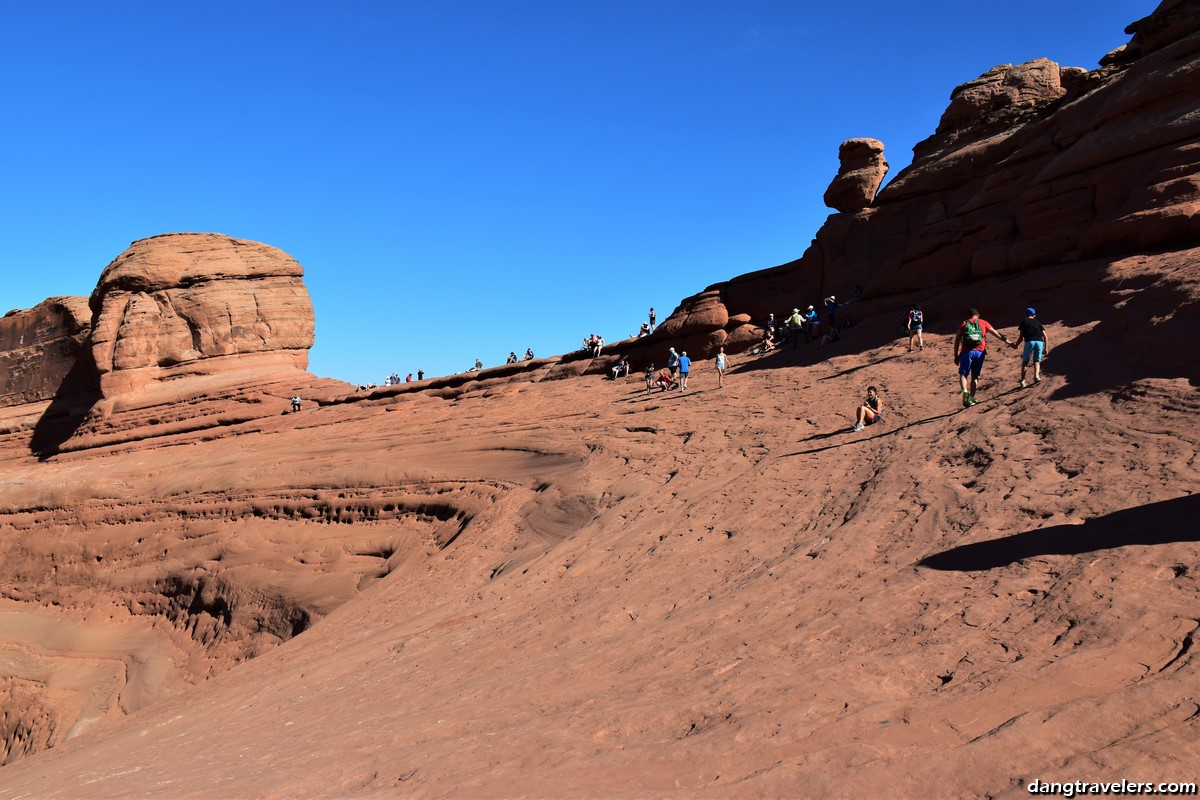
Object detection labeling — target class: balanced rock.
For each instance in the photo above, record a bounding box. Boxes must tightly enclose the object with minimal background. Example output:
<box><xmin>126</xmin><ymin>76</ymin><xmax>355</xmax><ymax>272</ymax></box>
<box><xmin>88</xmin><ymin>233</ymin><xmax>315</xmax><ymax>398</ymax></box>
<box><xmin>823</xmin><ymin>138</ymin><xmax>888</xmax><ymax>212</ymax></box>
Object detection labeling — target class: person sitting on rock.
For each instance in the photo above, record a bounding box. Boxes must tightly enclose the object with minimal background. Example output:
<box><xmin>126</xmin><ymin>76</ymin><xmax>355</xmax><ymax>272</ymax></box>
<box><xmin>638</xmin><ymin>322</ymin><xmax>650</xmax><ymax>337</ymax></box>
<box><xmin>611</xmin><ymin>356</ymin><xmax>629</xmax><ymax>380</ymax></box>
<box><xmin>523</xmin><ymin>348</ymin><xmax>534</xmax><ymax>360</ymax></box>
<box><xmin>474</xmin><ymin>358</ymin><xmax>483</xmax><ymax>371</ymax></box>
<box><xmin>852</xmin><ymin>386</ymin><xmax>883</xmax><ymax>432</ymax></box>
<box><xmin>506</xmin><ymin>352</ymin><xmax>517</xmax><ymax>364</ymax></box>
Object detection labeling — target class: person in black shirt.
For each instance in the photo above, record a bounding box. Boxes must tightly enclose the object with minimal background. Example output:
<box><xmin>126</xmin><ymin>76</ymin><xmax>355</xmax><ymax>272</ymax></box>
<box><xmin>1011</xmin><ymin>307</ymin><xmax>1048</xmax><ymax>387</ymax></box>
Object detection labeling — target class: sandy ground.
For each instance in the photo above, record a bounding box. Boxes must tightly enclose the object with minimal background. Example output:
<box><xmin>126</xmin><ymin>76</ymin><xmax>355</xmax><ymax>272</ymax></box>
<box><xmin>0</xmin><ymin>251</ymin><xmax>1197</xmax><ymax>798</ymax></box>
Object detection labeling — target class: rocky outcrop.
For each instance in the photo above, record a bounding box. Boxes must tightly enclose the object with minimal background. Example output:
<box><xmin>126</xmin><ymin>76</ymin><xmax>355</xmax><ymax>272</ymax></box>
<box><xmin>89</xmin><ymin>233</ymin><xmax>315</xmax><ymax>399</ymax></box>
<box><xmin>644</xmin><ymin>0</ymin><xmax>1200</xmax><ymax>360</ymax></box>
<box><xmin>0</xmin><ymin>298</ymin><xmax>95</xmax><ymax>406</ymax></box>
<box><xmin>823</xmin><ymin>138</ymin><xmax>888</xmax><ymax>212</ymax></box>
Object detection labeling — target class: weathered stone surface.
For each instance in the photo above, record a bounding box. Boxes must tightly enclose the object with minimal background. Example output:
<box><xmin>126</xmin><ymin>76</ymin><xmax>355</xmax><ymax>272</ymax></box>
<box><xmin>89</xmin><ymin>233</ymin><xmax>315</xmax><ymax>398</ymax></box>
<box><xmin>0</xmin><ymin>298</ymin><xmax>95</xmax><ymax>407</ymax></box>
<box><xmin>823</xmin><ymin>138</ymin><xmax>888</xmax><ymax>212</ymax></box>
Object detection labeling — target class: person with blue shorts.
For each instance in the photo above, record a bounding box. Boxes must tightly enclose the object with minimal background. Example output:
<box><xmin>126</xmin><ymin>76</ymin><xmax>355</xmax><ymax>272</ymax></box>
<box><xmin>1011</xmin><ymin>307</ymin><xmax>1048</xmax><ymax>387</ymax></box>
<box><xmin>953</xmin><ymin>308</ymin><xmax>1011</xmax><ymax>407</ymax></box>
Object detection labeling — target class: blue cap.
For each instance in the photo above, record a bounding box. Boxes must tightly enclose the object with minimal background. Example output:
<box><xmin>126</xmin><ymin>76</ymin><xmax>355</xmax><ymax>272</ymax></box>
<box><xmin>1025</xmin><ymin>307</ymin><xmax>1036</xmax><ymax>316</ymax></box>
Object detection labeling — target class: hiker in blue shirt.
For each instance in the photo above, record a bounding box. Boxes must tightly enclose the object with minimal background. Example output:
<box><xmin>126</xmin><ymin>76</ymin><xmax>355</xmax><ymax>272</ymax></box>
<box><xmin>677</xmin><ymin>351</ymin><xmax>692</xmax><ymax>391</ymax></box>
<box><xmin>666</xmin><ymin>347</ymin><xmax>680</xmax><ymax>379</ymax></box>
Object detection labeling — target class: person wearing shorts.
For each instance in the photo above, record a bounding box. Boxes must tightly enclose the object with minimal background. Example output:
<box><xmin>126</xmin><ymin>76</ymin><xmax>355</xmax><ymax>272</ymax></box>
<box><xmin>852</xmin><ymin>386</ymin><xmax>883</xmax><ymax>432</ymax></box>
<box><xmin>1011</xmin><ymin>307</ymin><xmax>1048</xmax><ymax>387</ymax></box>
<box><xmin>953</xmin><ymin>308</ymin><xmax>1011</xmax><ymax>407</ymax></box>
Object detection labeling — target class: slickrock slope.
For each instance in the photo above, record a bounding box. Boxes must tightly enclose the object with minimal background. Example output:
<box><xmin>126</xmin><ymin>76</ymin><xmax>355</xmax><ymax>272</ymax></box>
<box><xmin>0</xmin><ymin>247</ymin><xmax>1197</xmax><ymax>797</ymax></box>
<box><xmin>1</xmin><ymin>3</ymin><xmax>1198</xmax><ymax>797</ymax></box>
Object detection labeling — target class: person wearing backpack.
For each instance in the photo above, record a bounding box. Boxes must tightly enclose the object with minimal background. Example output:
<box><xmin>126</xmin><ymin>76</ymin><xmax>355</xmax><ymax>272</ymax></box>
<box><xmin>953</xmin><ymin>308</ymin><xmax>1011</xmax><ymax>407</ymax></box>
<box><xmin>906</xmin><ymin>304</ymin><xmax>925</xmax><ymax>352</ymax></box>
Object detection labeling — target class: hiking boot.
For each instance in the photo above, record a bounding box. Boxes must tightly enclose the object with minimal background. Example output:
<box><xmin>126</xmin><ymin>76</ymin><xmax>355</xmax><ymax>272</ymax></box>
<box><xmin>852</xmin><ymin>422</ymin><xmax>865</xmax><ymax>432</ymax></box>
<box><xmin>1019</xmin><ymin>379</ymin><xmax>1027</xmax><ymax>388</ymax></box>
<box><xmin>1034</xmin><ymin>376</ymin><xmax>1042</xmax><ymax>384</ymax></box>
<box><xmin>962</xmin><ymin>392</ymin><xmax>972</xmax><ymax>408</ymax></box>
<box><xmin>966</xmin><ymin>396</ymin><xmax>979</xmax><ymax>406</ymax></box>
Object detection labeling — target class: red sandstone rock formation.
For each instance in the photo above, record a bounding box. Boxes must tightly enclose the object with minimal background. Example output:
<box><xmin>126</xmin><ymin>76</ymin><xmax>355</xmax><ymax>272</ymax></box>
<box><xmin>642</xmin><ymin>0</ymin><xmax>1200</xmax><ymax>364</ymax></box>
<box><xmin>89</xmin><ymin>232</ymin><xmax>315</xmax><ymax>399</ymax></box>
<box><xmin>0</xmin><ymin>298</ymin><xmax>93</xmax><ymax>406</ymax></box>
<box><xmin>823</xmin><ymin>137</ymin><xmax>888</xmax><ymax>212</ymax></box>
<box><xmin>1</xmin><ymin>3</ymin><xmax>1199</xmax><ymax>796</ymax></box>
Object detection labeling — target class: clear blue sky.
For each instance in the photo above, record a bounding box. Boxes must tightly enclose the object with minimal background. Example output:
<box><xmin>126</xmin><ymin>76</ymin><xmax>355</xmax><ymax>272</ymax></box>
<box><xmin>1</xmin><ymin>1</ymin><xmax>1151</xmax><ymax>384</ymax></box>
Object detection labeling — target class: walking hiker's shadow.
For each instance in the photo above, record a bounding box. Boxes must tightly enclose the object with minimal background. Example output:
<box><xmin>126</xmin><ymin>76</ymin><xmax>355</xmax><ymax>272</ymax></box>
<box><xmin>917</xmin><ymin>494</ymin><xmax>1200</xmax><ymax>571</ymax></box>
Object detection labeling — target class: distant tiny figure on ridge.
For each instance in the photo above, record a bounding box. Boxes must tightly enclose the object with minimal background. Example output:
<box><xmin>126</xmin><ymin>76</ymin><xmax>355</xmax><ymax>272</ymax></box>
<box><xmin>506</xmin><ymin>351</ymin><xmax>518</xmax><ymax>364</ymax></box>
<box><xmin>523</xmin><ymin>348</ymin><xmax>534</xmax><ymax>361</ymax></box>
<box><xmin>291</xmin><ymin>395</ymin><xmax>301</xmax><ymax>413</ymax></box>
<box><xmin>417</xmin><ymin>369</ymin><xmax>425</xmax><ymax>380</ymax></box>
<box><xmin>852</xmin><ymin>385</ymin><xmax>883</xmax><ymax>432</ymax></box>
<box><xmin>953</xmin><ymin>307</ymin><xmax>1011</xmax><ymax>407</ymax></box>
<box><xmin>1011</xmin><ymin>307</ymin><xmax>1048</xmax><ymax>388</ymax></box>
<box><xmin>648</xmin><ymin>307</ymin><xmax>656</xmax><ymax>332</ymax></box>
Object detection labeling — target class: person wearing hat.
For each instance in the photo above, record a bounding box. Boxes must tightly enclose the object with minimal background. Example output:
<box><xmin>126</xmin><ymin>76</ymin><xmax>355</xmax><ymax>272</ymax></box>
<box><xmin>787</xmin><ymin>308</ymin><xmax>804</xmax><ymax>349</ymax></box>
<box><xmin>1011</xmin><ymin>307</ymin><xmax>1048</xmax><ymax>387</ymax></box>
<box><xmin>825</xmin><ymin>295</ymin><xmax>838</xmax><ymax>328</ymax></box>
<box><xmin>804</xmin><ymin>304</ymin><xmax>820</xmax><ymax>343</ymax></box>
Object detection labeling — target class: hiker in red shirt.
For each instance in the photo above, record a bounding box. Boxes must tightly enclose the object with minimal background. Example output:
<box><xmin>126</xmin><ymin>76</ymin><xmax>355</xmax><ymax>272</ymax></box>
<box><xmin>952</xmin><ymin>307</ymin><xmax>1011</xmax><ymax>407</ymax></box>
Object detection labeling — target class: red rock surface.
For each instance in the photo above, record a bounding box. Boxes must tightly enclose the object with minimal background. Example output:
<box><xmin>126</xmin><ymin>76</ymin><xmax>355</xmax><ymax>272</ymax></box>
<box><xmin>640</xmin><ymin>0</ymin><xmax>1200</xmax><ymax>364</ymax></box>
<box><xmin>89</xmin><ymin>232</ymin><xmax>315</xmax><ymax>400</ymax></box>
<box><xmin>1</xmin><ymin>3</ymin><xmax>1199</xmax><ymax>797</ymax></box>
<box><xmin>823</xmin><ymin>138</ymin><xmax>888</xmax><ymax>213</ymax></box>
<box><xmin>0</xmin><ymin>298</ymin><xmax>93</xmax><ymax>406</ymax></box>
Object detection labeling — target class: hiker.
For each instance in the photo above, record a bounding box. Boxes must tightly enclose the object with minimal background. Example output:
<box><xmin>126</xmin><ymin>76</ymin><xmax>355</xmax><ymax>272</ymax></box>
<box><xmin>655</xmin><ymin>369</ymin><xmax>675</xmax><ymax>392</ymax></box>
<box><xmin>804</xmin><ymin>305</ymin><xmax>820</xmax><ymax>343</ymax></box>
<box><xmin>474</xmin><ymin>358</ymin><xmax>483</xmax><ymax>371</ymax></box>
<box><xmin>611</xmin><ymin>356</ymin><xmax>628</xmax><ymax>380</ymax></box>
<box><xmin>666</xmin><ymin>347</ymin><xmax>680</xmax><ymax>379</ymax></box>
<box><xmin>523</xmin><ymin>348</ymin><xmax>535</xmax><ymax>360</ymax></box>
<box><xmin>644</xmin><ymin>363</ymin><xmax>656</xmax><ymax>395</ymax></box>
<box><xmin>907</xmin><ymin>304</ymin><xmax>925</xmax><ymax>352</ymax></box>
<box><xmin>592</xmin><ymin>335</ymin><xmax>604</xmax><ymax>358</ymax></box>
<box><xmin>852</xmin><ymin>386</ymin><xmax>883</xmax><ymax>432</ymax></box>
<box><xmin>787</xmin><ymin>308</ymin><xmax>804</xmax><ymax>349</ymax></box>
<box><xmin>953</xmin><ymin>307</ymin><xmax>1012</xmax><ymax>407</ymax></box>
<box><xmin>714</xmin><ymin>346</ymin><xmax>730</xmax><ymax>388</ymax></box>
<box><xmin>290</xmin><ymin>395</ymin><xmax>301</xmax><ymax>412</ymax></box>
<box><xmin>649</xmin><ymin>307</ymin><xmax>656</xmax><ymax>332</ymax></box>
<box><xmin>417</xmin><ymin>369</ymin><xmax>424</xmax><ymax>380</ymax></box>
<box><xmin>766</xmin><ymin>313</ymin><xmax>776</xmax><ymax>339</ymax></box>
<box><xmin>638</xmin><ymin>322</ymin><xmax>650</xmax><ymax>337</ymax></box>
<box><xmin>678</xmin><ymin>351</ymin><xmax>692</xmax><ymax>391</ymax></box>
<box><xmin>825</xmin><ymin>295</ymin><xmax>838</xmax><ymax>327</ymax></box>
<box><xmin>405</xmin><ymin>373</ymin><xmax>413</xmax><ymax>382</ymax></box>
<box><xmin>1011</xmin><ymin>307</ymin><xmax>1048</xmax><ymax>387</ymax></box>
<box><xmin>506</xmin><ymin>351</ymin><xmax>518</xmax><ymax>364</ymax></box>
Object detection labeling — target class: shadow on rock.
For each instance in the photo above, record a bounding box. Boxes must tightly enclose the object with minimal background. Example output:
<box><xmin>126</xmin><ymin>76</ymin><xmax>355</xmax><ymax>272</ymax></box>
<box><xmin>30</xmin><ymin>357</ymin><xmax>100</xmax><ymax>460</ymax></box>
<box><xmin>918</xmin><ymin>493</ymin><xmax>1200</xmax><ymax>571</ymax></box>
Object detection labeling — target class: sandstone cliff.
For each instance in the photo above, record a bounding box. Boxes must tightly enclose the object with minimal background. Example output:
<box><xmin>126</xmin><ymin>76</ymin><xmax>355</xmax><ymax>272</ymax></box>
<box><xmin>613</xmin><ymin>0</ymin><xmax>1200</xmax><ymax>369</ymax></box>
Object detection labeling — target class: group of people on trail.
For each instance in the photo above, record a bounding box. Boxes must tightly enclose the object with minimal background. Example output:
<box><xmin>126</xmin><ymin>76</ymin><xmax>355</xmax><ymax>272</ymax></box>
<box><xmin>950</xmin><ymin>306</ymin><xmax>1047</xmax><ymax>407</ymax></box>
<box><xmin>639</xmin><ymin>345</ymin><xmax>732</xmax><ymax>395</ymax></box>
<box><xmin>583</xmin><ymin>334</ymin><xmax>605</xmax><ymax>357</ymax></box>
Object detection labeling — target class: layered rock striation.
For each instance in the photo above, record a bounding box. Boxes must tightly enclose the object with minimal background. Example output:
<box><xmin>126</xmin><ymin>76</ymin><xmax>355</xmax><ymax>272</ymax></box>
<box><xmin>89</xmin><ymin>233</ymin><xmax>315</xmax><ymax>398</ymax></box>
